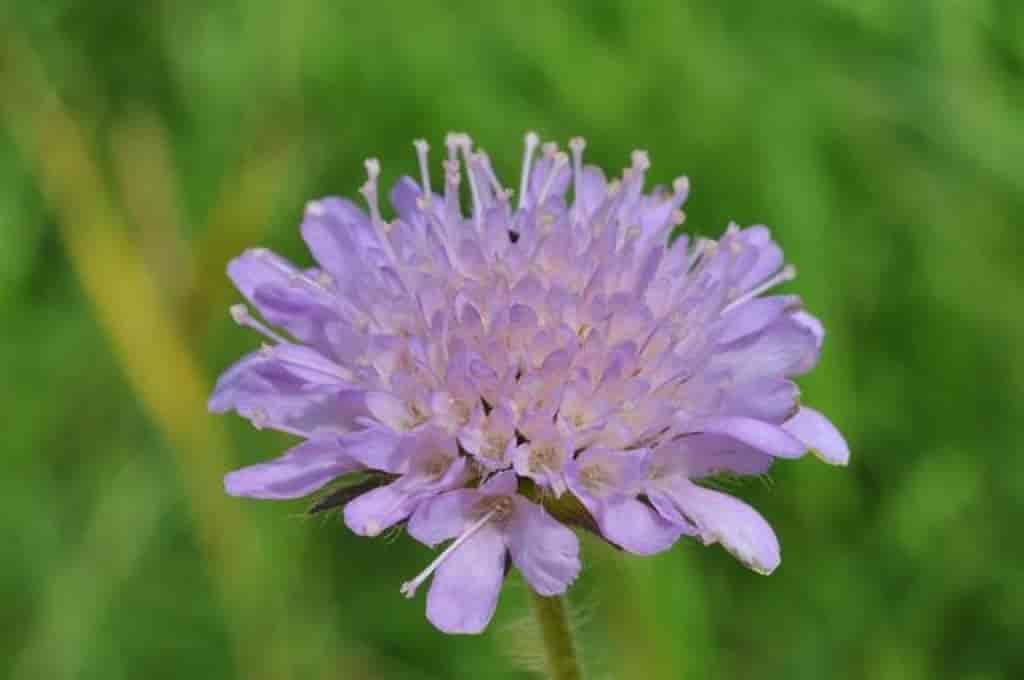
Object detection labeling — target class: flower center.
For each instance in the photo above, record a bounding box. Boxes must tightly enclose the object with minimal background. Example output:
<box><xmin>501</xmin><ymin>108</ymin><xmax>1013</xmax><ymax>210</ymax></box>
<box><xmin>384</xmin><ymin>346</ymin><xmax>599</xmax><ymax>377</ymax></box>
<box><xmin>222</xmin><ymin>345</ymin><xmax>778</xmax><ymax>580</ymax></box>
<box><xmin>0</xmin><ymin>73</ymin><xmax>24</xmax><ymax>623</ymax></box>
<box><xmin>580</xmin><ymin>464</ymin><xmax>610</xmax><ymax>494</ymax></box>
<box><xmin>530</xmin><ymin>445</ymin><xmax>559</xmax><ymax>472</ymax></box>
<box><xmin>482</xmin><ymin>434</ymin><xmax>508</xmax><ymax>461</ymax></box>
<box><xmin>475</xmin><ymin>495</ymin><xmax>514</xmax><ymax>521</ymax></box>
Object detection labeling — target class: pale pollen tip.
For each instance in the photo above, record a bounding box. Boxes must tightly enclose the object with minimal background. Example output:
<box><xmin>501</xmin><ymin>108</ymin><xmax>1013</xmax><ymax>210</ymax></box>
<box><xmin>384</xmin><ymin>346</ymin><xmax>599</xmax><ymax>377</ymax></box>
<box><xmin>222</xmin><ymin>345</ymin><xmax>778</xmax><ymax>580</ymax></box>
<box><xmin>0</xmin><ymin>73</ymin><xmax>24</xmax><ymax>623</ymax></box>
<box><xmin>364</xmin><ymin>157</ymin><xmax>381</xmax><ymax>178</ymax></box>
<box><xmin>229</xmin><ymin>303</ymin><xmax>250</xmax><ymax>324</ymax></box>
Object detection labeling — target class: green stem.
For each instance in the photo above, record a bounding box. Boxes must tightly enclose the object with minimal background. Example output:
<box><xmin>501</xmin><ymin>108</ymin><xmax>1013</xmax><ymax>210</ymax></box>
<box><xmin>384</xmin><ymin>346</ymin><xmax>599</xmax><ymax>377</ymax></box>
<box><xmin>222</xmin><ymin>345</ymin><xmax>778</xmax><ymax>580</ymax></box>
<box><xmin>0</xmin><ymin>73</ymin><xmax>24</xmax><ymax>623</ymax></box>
<box><xmin>529</xmin><ymin>590</ymin><xmax>584</xmax><ymax>680</ymax></box>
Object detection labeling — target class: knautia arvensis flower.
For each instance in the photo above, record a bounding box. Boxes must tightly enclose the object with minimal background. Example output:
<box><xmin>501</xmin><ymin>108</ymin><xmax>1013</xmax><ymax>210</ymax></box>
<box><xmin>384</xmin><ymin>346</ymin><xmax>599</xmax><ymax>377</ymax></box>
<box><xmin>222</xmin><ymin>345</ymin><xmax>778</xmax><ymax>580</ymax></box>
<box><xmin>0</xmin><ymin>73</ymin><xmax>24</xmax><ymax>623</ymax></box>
<box><xmin>210</xmin><ymin>132</ymin><xmax>849</xmax><ymax>634</ymax></box>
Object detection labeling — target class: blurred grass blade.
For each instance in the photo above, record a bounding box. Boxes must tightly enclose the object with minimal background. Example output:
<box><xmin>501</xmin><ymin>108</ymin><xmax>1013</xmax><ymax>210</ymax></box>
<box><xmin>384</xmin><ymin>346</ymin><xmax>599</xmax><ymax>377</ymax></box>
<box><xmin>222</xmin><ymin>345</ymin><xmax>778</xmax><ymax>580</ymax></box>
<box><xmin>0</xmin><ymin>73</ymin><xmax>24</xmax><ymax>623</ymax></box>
<box><xmin>0</xmin><ymin>37</ymin><xmax>290</xmax><ymax>680</ymax></box>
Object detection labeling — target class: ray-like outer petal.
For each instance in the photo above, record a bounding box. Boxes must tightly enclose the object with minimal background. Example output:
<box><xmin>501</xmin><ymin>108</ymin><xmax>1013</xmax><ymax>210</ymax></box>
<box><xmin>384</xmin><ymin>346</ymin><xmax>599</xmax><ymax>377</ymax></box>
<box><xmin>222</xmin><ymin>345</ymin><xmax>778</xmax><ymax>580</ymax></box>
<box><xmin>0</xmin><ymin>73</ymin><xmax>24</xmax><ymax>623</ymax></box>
<box><xmin>717</xmin><ymin>296</ymin><xmax>793</xmax><ymax>345</ymax></box>
<box><xmin>209</xmin><ymin>352</ymin><xmax>365</xmax><ymax>434</ymax></box>
<box><xmin>337</xmin><ymin>426</ymin><xmax>403</xmax><ymax>472</ymax></box>
<box><xmin>782</xmin><ymin>406</ymin><xmax>849</xmax><ymax>466</ymax></box>
<box><xmin>506</xmin><ymin>498</ymin><xmax>580</xmax><ymax>596</ymax></box>
<box><xmin>596</xmin><ymin>496</ymin><xmax>685</xmax><ymax>555</ymax></box>
<box><xmin>712</xmin><ymin>314</ymin><xmax>820</xmax><ymax>381</ymax></box>
<box><xmin>227</xmin><ymin>248</ymin><xmax>298</xmax><ymax>301</ymax></box>
<box><xmin>300</xmin><ymin>198</ymin><xmax>376</xmax><ymax>277</ymax></box>
<box><xmin>671</xmin><ymin>435</ymin><xmax>776</xmax><ymax>478</ymax></box>
<box><xmin>425</xmin><ymin>527</ymin><xmax>507</xmax><ymax>634</ymax></box>
<box><xmin>731</xmin><ymin>225</ymin><xmax>784</xmax><ymax>294</ymax></box>
<box><xmin>790</xmin><ymin>311</ymin><xmax>824</xmax><ymax>373</ymax></box>
<box><xmin>703</xmin><ymin>416</ymin><xmax>807</xmax><ymax>458</ymax></box>
<box><xmin>224</xmin><ymin>438</ymin><xmax>359</xmax><ymax>499</ymax></box>
<box><xmin>343</xmin><ymin>480</ymin><xmax>420</xmax><ymax>536</ymax></box>
<box><xmin>655</xmin><ymin>478</ymin><xmax>781</xmax><ymax>575</ymax></box>
<box><xmin>726</xmin><ymin>377</ymin><xmax>800</xmax><ymax>424</ymax></box>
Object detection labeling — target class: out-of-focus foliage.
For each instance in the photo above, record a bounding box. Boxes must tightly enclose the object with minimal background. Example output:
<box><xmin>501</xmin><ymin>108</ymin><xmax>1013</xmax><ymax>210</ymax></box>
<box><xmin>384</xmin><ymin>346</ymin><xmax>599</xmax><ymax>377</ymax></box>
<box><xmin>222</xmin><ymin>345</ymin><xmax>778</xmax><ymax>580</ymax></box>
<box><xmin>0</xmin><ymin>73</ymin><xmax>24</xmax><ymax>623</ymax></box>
<box><xmin>1</xmin><ymin>1</ymin><xmax>1022</xmax><ymax>678</ymax></box>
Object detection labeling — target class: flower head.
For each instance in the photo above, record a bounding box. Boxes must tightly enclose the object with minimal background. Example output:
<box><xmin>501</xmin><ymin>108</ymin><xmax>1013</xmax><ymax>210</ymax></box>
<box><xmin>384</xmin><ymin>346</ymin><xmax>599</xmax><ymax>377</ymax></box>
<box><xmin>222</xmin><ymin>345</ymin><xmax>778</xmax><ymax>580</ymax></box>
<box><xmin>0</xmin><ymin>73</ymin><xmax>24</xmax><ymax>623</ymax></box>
<box><xmin>211</xmin><ymin>132</ymin><xmax>849</xmax><ymax>633</ymax></box>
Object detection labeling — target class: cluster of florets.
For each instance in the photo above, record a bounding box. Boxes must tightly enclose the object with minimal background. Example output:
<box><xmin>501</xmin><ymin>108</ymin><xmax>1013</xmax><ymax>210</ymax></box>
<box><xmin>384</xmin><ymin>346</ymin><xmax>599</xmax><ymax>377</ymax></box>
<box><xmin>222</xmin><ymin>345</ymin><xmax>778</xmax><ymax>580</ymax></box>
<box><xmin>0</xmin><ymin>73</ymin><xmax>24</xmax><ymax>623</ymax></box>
<box><xmin>210</xmin><ymin>132</ymin><xmax>848</xmax><ymax>634</ymax></box>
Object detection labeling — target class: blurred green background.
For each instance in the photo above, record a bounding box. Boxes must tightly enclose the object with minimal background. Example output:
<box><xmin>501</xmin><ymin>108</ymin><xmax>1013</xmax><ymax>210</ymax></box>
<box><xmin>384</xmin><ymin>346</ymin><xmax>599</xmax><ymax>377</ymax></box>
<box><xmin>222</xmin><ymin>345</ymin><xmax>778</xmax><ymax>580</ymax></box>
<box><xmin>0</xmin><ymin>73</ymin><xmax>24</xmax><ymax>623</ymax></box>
<box><xmin>2</xmin><ymin>1</ymin><xmax>1023</xmax><ymax>678</ymax></box>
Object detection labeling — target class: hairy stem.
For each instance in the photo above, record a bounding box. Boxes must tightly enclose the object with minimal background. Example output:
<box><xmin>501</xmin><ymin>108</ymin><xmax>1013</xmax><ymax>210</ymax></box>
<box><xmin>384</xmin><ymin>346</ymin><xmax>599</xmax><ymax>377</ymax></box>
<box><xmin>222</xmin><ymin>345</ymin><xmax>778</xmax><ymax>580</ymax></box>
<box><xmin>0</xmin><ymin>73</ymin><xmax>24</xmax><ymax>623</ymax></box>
<box><xmin>529</xmin><ymin>590</ymin><xmax>584</xmax><ymax>680</ymax></box>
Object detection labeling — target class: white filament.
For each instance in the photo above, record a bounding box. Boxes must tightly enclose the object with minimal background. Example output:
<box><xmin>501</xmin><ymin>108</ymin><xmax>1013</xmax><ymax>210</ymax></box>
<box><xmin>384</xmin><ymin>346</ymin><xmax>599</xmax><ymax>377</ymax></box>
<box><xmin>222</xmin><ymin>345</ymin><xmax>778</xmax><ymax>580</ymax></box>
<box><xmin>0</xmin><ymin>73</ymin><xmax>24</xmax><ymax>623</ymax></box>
<box><xmin>722</xmin><ymin>265</ymin><xmax>797</xmax><ymax>314</ymax></box>
<box><xmin>569</xmin><ymin>136</ymin><xmax>586</xmax><ymax>223</ymax></box>
<box><xmin>518</xmin><ymin>131</ymin><xmax>540</xmax><ymax>210</ymax></box>
<box><xmin>413</xmin><ymin>139</ymin><xmax>432</xmax><ymax>202</ymax></box>
<box><xmin>400</xmin><ymin>508</ymin><xmax>498</xmax><ymax>598</ymax></box>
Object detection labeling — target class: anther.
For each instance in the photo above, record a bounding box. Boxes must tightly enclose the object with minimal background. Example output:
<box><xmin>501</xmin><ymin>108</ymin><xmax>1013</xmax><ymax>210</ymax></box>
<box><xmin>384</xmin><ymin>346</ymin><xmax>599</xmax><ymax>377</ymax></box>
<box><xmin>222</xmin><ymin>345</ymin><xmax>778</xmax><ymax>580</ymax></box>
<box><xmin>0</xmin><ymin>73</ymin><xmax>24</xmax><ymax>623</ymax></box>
<box><xmin>631</xmin><ymin>149</ymin><xmax>651</xmax><ymax>171</ymax></box>
<box><xmin>230</xmin><ymin>304</ymin><xmax>287</xmax><ymax>344</ymax></box>
<box><xmin>672</xmin><ymin>176</ymin><xmax>690</xmax><ymax>198</ymax></box>
<box><xmin>251</xmin><ymin>408</ymin><xmax>269</xmax><ymax>430</ymax></box>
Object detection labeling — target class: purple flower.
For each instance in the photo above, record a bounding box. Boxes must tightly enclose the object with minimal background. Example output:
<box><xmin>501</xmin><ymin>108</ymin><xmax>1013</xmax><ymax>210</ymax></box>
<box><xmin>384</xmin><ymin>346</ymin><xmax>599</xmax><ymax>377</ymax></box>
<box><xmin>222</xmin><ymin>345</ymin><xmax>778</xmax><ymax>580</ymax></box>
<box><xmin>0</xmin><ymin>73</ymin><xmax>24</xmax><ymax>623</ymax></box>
<box><xmin>211</xmin><ymin>132</ymin><xmax>848</xmax><ymax>633</ymax></box>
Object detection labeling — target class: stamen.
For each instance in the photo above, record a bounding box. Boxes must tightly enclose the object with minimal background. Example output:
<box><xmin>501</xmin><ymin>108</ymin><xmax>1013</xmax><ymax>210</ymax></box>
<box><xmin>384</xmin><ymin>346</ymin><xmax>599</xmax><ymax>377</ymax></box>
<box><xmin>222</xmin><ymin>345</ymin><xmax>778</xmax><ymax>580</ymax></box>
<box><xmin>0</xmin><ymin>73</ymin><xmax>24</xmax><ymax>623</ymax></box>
<box><xmin>413</xmin><ymin>139</ymin><xmax>432</xmax><ymax>204</ymax></box>
<box><xmin>445</xmin><ymin>132</ymin><xmax>462</xmax><ymax>163</ymax></box>
<box><xmin>722</xmin><ymin>265</ymin><xmax>797</xmax><ymax>313</ymax></box>
<box><xmin>475</xmin><ymin>150</ymin><xmax>505</xmax><ymax>195</ymax></box>
<box><xmin>250</xmin><ymin>409</ymin><xmax>313</xmax><ymax>438</ymax></box>
<box><xmin>536</xmin><ymin>151</ymin><xmax>568</xmax><ymax>206</ymax></box>
<box><xmin>569</xmin><ymin>136</ymin><xmax>586</xmax><ymax>223</ymax></box>
<box><xmin>456</xmin><ymin>136</ymin><xmax>484</xmax><ymax>230</ymax></box>
<box><xmin>400</xmin><ymin>508</ymin><xmax>499</xmax><ymax>598</ymax></box>
<box><xmin>443</xmin><ymin>158</ymin><xmax>462</xmax><ymax>222</ymax></box>
<box><xmin>230</xmin><ymin>304</ymin><xmax>287</xmax><ymax>344</ymax></box>
<box><xmin>359</xmin><ymin>158</ymin><xmax>383</xmax><ymax>226</ymax></box>
<box><xmin>518</xmin><ymin>131</ymin><xmax>540</xmax><ymax>210</ymax></box>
